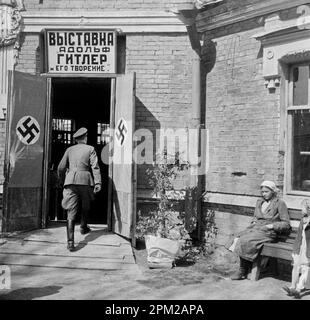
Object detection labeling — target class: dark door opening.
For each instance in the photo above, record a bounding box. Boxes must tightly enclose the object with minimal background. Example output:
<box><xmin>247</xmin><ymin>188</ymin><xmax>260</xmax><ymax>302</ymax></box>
<box><xmin>49</xmin><ymin>78</ymin><xmax>111</xmax><ymax>224</ymax></box>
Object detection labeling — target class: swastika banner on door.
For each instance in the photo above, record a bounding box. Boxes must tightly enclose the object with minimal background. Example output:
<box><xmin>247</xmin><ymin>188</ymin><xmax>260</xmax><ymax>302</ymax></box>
<box><xmin>115</xmin><ymin>117</ymin><xmax>128</xmax><ymax>147</ymax></box>
<box><xmin>16</xmin><ymin>116</ymin><xmax>40</xmax><ymax>145</ymax></box>
<box><xmin>8</xmin><ymin>71</ymin><xmax>47</xmax><ymax>188</ymax></box>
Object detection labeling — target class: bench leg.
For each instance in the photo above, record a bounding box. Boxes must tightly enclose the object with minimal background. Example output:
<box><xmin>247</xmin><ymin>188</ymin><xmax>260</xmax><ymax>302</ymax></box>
<box><xmin>250</xmin><ymin>257</ymin><xmax>269</xmax><ymax>281</ymax></box>
<box><xmin>261</xmin><ymin>256</ymin><xmax>269</xmax><ymax>269</ymax></box>
<box><xmin>250</xmin><ymin>258</ymin><xmax>261</xmax><ymax>281</ymax></box>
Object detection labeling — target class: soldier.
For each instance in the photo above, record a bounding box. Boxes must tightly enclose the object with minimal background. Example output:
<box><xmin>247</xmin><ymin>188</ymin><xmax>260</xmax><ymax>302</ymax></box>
<box><xmin>58</xmin><ymin>127</ymin><xmax>102</xmax><ymax>251</ymax></box>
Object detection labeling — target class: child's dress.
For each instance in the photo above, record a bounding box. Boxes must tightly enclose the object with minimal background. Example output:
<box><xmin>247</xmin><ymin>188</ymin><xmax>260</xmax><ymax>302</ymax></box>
<box><xmin>291</xmin><ymin>216</ymin><xmax>310</xmax><ymax>291</ymax></box>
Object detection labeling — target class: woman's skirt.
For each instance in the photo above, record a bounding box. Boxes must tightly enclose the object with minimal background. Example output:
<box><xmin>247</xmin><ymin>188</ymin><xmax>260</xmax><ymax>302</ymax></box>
<box><xmin>234</xmin><ymin>227</ymin><xmax>276</xmax><ymax>261</ymax></box>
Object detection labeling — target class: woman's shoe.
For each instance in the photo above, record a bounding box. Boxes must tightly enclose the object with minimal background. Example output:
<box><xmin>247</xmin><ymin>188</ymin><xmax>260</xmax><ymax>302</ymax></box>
<box><xmin>230</xmin><ymin>269</ymin><xmax>247</xmax><ymax>280</ymax></box>
<box><xmin>291</xmin><ymin>289</ymin><xmax>301</xmax><ymax>299</ymax></box>
<box><xmin>282</xmin><ymin>286</ymin><xmax>294</xmax><ymax>296</ymax></box>
<box><xmin>282</xmin><ymin>286</ymin><xmax>301</xmax><ymax>299</ymax></box>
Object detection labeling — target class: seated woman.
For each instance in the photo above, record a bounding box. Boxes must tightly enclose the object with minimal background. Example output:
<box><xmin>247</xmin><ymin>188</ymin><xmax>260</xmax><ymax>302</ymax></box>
<box><xmin>231</xmin><ymin>180</ymin><xmax>291</xmax><ymax>280</ymax></box>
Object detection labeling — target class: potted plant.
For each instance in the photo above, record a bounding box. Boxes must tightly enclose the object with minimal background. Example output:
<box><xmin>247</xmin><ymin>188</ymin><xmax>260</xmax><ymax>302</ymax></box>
<box><xmin>136</xmin><ymin>151</ymin><xmax>191</xmax><ymax>268</ymax></box>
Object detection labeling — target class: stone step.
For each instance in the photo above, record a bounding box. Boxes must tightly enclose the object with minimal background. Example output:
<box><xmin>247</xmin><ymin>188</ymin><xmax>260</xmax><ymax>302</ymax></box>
<box><xmin>0</xmin><ymin>225</ymin><xmax>139</xmax><ymax>274</ymax></box>
<box><xmin>3</xmin><ymin>224</ymin><xmax>129</xmax><ymax>246</ymax></box>
<box><xmin>1</xmin><ymin>239</ymin><xmax>132</xmax><ymax>254</ymax></box>
<box><xmin>0</xmin><ymin>252</ymin><xmax>140</xmax><ymax>273</ymax></box>
<box><xmin>0</xmin><ymin>243</ymin><xmax>135</xmax><ymax>263</ymax></box>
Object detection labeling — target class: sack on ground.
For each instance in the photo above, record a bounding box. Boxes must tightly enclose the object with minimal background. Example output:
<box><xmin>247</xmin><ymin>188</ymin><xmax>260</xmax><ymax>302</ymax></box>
<box><xmin>145</xmin><ymin>235</ymin><xmax>180</xmax><ymax>269</ymax></box>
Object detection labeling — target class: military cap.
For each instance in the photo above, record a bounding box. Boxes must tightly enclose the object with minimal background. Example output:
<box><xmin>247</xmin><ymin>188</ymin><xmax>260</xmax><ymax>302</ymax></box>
<box><xmin>73</xmin><ymin>127</ymin><xmax>88</xmax><ymax>139</ymax></box>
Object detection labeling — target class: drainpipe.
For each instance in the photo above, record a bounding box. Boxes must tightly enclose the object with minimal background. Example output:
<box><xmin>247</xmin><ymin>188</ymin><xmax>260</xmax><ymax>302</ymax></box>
<box><xmin>173</xmin><ymin>3</ymin><xmax>203</xmax><ymax>240</ymax></box>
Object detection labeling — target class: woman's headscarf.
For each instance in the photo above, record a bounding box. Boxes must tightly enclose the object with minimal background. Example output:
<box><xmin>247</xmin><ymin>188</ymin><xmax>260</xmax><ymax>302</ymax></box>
<box><xmin>260</xmin><ymin>180</ymin><xmax>279</xmax><ymax>194</ymax></box>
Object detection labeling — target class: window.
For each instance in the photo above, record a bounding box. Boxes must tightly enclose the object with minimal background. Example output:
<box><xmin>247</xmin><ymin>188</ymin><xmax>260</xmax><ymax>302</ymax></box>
<box><xmin>52</xmin><ymin>118</ymin><xmax>75</xmax><ymax>145</ymax></box>
<box><xmin>288</xmin><ymin>63</ymin><xmax>310</xmax><ymax>192</ymax></box>
<box><xmin>97</xmin><ymin>123</ymin><xmax>110</xmax><ymax>145</ymax></box>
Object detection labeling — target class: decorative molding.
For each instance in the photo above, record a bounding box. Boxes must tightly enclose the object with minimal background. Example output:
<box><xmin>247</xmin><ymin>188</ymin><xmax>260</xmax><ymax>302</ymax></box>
<box><xmin>264</xmin><ymin>76</ymin><xmax>281</xmax><ymax>90</ymax></box>
<box><xmin>21</xmin><ymin>11</ymin><xmax>187</xmax><ymax>34</ymax></box>
<box><xmin>194</xmin><ymin>0</ymin><xmax>223</xmax><ymax>10</ymax></box>
<box><xmin>0</xmin><ymin>0</ymin><xmax>24</xmax><ymax>120</ymax></box>
<box><xmin>280</xmin><ymin>49</ymin><xmax>310</xmax><ymax>63</ymax></box>
<box><xmin>196</xmin><ymin>0</ymin><xmax>310</xmax><ymax>32</ymax></box>
<box><xmin>254</xmin><ymin>13</ymin><xmax>310</xmax><ymax>92</ymax></box>
<box><xmin>0</xmin><ymin>0</ymin><xmax>24</xmax><ymax>47</ymax></box>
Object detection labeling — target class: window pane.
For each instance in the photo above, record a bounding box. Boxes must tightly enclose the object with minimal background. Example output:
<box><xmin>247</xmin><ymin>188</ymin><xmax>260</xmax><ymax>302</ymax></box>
<box><xmin>293</xmin><ymin>65</ymin><xmax>309</xmax><ymax>106</ymax></box>
<box><xmin>292</xmin><ymin>110</ymin><xmax>310</xmax><ymax>191</ymax></box>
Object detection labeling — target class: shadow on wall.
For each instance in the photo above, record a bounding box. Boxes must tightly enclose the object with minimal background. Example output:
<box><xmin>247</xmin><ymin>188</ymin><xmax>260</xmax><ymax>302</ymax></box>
<box><xmin>135</xmin><ymin>96</ymin><xmax>161</xmax><ymax>191</ymax></box>
<box><xmin>201</xmin><ymin>38</ymin><xmax>217</xmax><ymax>76</ymax></box>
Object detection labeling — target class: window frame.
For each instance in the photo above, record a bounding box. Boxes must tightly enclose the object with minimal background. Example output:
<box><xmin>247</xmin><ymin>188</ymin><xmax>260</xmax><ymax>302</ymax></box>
<box><xmin>52</xmin><ymin>118</ymin><xmax>76</xmax><ymax>146</ymax></box>
<box><xmin>286</xmin><ymin>62</ymin><xmax>310</xmax><ymax>195</ymax></box>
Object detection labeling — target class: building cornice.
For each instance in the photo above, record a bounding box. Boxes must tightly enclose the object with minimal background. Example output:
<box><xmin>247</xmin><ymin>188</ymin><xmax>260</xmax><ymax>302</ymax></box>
<box><xmin>21</xmin><ymin>11</ymin><xmax>187</xmax><ymax>34</ymax></box>
<box><xmin>196</xmin><ymin>0</ymin><xmax>310</xmax><ymax>32</ymax></box>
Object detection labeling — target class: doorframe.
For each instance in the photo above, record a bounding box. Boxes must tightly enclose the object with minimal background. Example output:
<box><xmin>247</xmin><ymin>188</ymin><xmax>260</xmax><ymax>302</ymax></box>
<box><xmin>42</xmin><ymin>78</ymin><xmax>52</xmax><ymax>228</ymax></box>
<box><xmin>2</xmin><ymin>71</ymin><xmax>14</xmax><ymax>233</ymax></box>
<box><xmin>41</xmin><ymin>75</ymin><xmax>118</xmax><ymax>230</ymax></box>
<box><xmin>107</xmin><ymin>78</ymin><xmax>116</xmax><ymax>232</ymax></box>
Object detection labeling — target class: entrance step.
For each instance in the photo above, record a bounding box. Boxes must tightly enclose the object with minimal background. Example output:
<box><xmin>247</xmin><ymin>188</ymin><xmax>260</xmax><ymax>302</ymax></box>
<box><xmin>0</xmin><ymin>242</ymin><xmax>135</xmax><ymax>263</ymax></box>
<box><xmin>0</xmin><ymin>225</ymin><xmax>140</xmax><ymax>275</ymax></box>
<box><xmin>0</xmin><ymin>253</ymin><xmax>139</xmax><ymax>273</ymax></box>
<box><xmin>4</xmin><ymin>224</ymin><xmax>128</xmax><ymax>246</ymax></box>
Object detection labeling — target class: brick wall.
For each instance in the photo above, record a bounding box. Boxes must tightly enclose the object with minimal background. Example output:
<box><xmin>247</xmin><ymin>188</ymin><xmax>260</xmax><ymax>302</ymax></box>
<box><xmin>126</xmin><ymin>34</ymin><xmax>193</xmax><ymax>189</ymax></box>
<box><xmin>15</xmin><ymin>34</ymin><xmax>40</xmax><ymax>75</ymax></box>
<box><xmin>199</xmin><ymin>1</ymin><xmax>303</xmax><ymax>246</ymax></box>
<box><xmin>202</xmin><ymin>15</ymin><xmax>283</xmax><ymax>198</ymax></box>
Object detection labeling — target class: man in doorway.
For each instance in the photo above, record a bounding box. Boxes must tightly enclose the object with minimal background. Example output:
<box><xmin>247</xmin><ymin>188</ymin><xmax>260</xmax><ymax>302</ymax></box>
<box><xmin>58</xmin><ymin>127</ymin><xmax>102</xmax><ymax>251</ymax></box>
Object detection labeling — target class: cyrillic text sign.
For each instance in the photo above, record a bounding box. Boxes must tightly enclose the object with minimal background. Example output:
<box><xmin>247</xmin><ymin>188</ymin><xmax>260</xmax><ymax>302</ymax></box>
<box><xmin>45</xmin><ymin>30</ymin><xmax>117</xmax><ymax>74</ymax></box>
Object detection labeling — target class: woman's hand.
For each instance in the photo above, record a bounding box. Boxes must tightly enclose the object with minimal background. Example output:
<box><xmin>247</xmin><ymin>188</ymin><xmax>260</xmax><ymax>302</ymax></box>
<box><xmin>261</xmin><ymin>224</ymin><xmax>273</xmax><ymax>231</ymax></box>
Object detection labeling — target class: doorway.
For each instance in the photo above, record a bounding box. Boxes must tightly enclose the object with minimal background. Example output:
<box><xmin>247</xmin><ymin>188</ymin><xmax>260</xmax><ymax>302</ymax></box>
<box><xmin>48</xmin><ymin>78</ymin><xmax>111</xmax><ymax>225</ymax></box>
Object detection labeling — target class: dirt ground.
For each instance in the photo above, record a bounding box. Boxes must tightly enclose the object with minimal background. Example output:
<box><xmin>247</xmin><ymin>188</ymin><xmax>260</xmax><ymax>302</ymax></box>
<box><xmin>132</xmin><ymin>244</ymin><xmax>310</xmax><ymax>300</ymax></box>
<box><xmin>0</xmin><ymin>243</ymin><xmax>309</xmax><ymax>300</ymax></box>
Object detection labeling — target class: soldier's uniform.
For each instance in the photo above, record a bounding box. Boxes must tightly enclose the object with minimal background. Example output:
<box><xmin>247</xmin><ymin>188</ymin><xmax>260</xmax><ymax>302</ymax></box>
<box><xmin>58</xmin><ymin>127</ymin><xmax>102</xmax><ymax>251</ymax></box>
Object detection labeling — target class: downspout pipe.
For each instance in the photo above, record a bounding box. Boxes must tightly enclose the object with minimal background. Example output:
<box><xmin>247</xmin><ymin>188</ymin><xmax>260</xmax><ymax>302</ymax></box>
<box><xmin>173</xmin><ymin>3</ymin><xmax>203</xmax><ymax>240</ymax></box>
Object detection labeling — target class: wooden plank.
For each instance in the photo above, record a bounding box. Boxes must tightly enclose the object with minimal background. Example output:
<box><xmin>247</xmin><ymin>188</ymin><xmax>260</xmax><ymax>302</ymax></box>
<box><xmin>4</xmin><ymin>225</ymin><xmax>130</xmax><ymax>246</ymax></box>
<box><xmin>263</xmin><ymin>242</ymin><xmax>293</xmax><ymax>250</ymax></box>
<box><xmin>289</xmin><ymin>209</ymin><xmax>302</xmax><ymax>220</ymax></box>
<box><xmin>278</xmin><ymin>238</ymin><xmax>296</xmax><ymax>244</ymax></box>
<box><xmin>261</xmin><ymin>245</ymin><xmax>293</xmax><ymax>261</ymax></box>
<box><xmin>0</xmin><ymin>253</ymin><xmax>139</xmax><ymax>272</ymax></box>
<box><xmin>0</xmin><ymin>242</ymin><xmax>132</xmax><ymax>258</ymax></box>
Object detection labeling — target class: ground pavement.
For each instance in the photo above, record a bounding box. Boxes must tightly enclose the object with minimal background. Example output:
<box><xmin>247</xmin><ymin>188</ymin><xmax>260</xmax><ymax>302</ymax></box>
<box><xmin>0</xmin><ymin>224</ymin><xmax>308</xmax><ymax>300</ymax></box>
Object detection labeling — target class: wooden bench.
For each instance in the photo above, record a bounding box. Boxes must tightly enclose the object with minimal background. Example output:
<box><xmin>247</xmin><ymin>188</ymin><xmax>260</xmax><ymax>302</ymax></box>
<box><xmin>250</xmin><ymin>209</ymin><xmax>301</xmax><ymax>281</ymax></box>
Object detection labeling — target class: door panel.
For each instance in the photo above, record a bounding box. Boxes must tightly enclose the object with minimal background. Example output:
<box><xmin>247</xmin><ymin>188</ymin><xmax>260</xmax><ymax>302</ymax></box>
<box><xmin>3</xmin><ymin>71</ymin><xmax>47</xmax><ymax>232</ymax></box>
<box><xmin>112</xmin><ymin>73</ymin><xmax>136</xmax><ymax>239</ymax></box>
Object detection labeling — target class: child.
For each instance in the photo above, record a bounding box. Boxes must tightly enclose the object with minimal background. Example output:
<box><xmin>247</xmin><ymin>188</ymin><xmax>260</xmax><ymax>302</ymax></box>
<box><xmin>283</xmin><ymin>199</ymin><xmax>310</xmax><ymax>299</ymax></box>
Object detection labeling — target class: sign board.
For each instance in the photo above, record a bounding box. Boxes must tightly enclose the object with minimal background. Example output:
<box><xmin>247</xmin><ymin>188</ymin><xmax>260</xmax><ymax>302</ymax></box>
<box><xmin>44</xmin><ymin>30</ymin><xmax>117</xmax><ymax>74</ymax></box>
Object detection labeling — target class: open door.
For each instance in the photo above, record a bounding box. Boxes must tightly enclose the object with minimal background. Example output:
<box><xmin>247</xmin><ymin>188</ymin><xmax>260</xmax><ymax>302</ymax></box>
<box><xmin>112</xmin><ymin>73</ymin><xmax>136</xmax><ymax>241</ymax></box>
<box><xmin>2</xmin><ymin>71</ymin><xmax>48</xmax><ymax>232</ymax></box>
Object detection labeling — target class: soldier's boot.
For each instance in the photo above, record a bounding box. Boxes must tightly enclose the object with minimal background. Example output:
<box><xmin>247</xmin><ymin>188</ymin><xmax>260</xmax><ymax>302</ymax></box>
<box><xmin>231</xmin><ymin>258</ymin><xmax>249</xmax><ymax>280</ymax></box>
<box><xmin>67</xmin><ymin>219</ymin><xmax>75</xmax><ymax>252</ymax></box>
<box><xmin>80</xmin><ymin>210</ymin><xmax>91</xmax><ymax>235</ymax></box>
